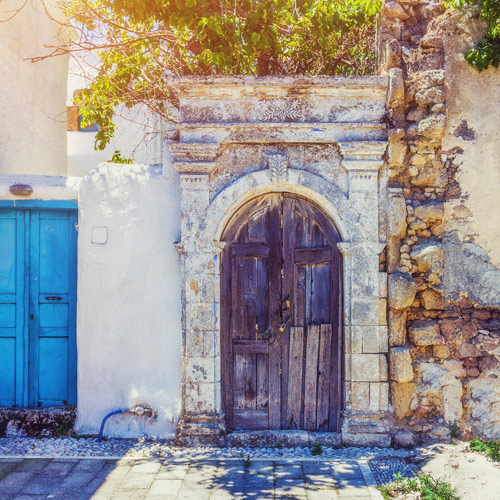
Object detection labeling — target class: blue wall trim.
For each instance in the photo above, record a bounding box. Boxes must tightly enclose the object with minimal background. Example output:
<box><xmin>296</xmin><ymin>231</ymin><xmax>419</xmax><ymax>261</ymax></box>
<box><xmin>0</xmin><ymin>200</ymin><xmax>77</xmax><ymax>209</ymax></box>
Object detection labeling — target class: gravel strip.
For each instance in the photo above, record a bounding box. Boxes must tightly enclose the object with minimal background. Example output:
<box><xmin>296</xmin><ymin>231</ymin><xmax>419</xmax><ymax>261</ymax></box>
<box><xmin>0</xmin><ymin>437</ymin><xmax>421</xmax><ymax>462</ymax></box>
<box><xmin>368</xmin><ymin>456</ymin><xmax>420</xmax><ymax>485</ymax></box>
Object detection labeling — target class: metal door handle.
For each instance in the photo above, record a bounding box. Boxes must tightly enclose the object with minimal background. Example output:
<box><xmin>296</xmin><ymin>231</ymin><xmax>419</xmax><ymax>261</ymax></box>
<box><xmin>45</xmin><ymin>297</ymin><xmax>62</xmax><ymax>301</ymax></box>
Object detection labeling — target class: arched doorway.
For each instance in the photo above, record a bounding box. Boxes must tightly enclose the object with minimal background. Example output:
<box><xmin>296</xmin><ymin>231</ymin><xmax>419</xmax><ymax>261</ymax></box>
<box><xmin>220</xmin><ymin>193</ymin><xmax>342</xmax><ymax>432</ymax></box>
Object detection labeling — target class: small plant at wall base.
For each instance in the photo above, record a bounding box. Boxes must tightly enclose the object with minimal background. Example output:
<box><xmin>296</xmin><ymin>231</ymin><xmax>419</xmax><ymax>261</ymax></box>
<box><xmin>378</xmin><ymin>473</ymin><xmax>461</xmax><ymax>500</ymax></box>
<box><xmin>470</xmin><ymin>437</ymin><xmax>500</xmax><ymax>462</ymax></box>
<box><xmin>447</xmin><ymin>0</ymin><xmax>500</xmax><ymax>71</ymax></box>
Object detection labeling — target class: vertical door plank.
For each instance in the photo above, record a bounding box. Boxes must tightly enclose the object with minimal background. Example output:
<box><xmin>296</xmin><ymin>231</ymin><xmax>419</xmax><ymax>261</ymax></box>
<box><xmin>221</xmin><ymin>248</ymin><xmax>234</xmax><ymax>427</ymax></box>
<box><xmin>268</xmin><ymin>195</ymin><xmax>281</xmax><ymax>429</ymax></box>
<box><xmin>304</xmin><ymin>325</ymin><xmax>320</xmax><ymax>430</ymax></box>
<box><xmin>287</xmin><ymin>326</ymin><xmax>304</xmax><ymax>429</ymax></box>
<box><xmin>256</xmin><ymin>353</ymin><xmax>269</xmax><ymax>411</ymax></box>
<box><xmin>281</xmin><ymin>196</ymin><xmax>295</xmax><ymax>428</ymax></box>
<box><xmin>317</xmin><ymin>324</ymin><xmax>332</xmax><ymax>430</ymax></box>
<box><xmin>234</xmin><ymin>353</ymin><xmax>255</xmax><ymax>409</ymax></box>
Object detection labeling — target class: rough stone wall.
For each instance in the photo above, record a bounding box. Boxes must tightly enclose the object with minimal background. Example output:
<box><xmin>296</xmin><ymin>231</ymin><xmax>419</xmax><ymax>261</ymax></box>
<box><xmin>379</xmin><ymin>0</ymin><xmax>500</xmax><ymax>444</ymax></box>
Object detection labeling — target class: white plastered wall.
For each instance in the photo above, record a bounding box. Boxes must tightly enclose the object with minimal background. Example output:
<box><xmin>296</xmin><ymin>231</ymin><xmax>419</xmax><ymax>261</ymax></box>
<box><xmin>75</xmin><ymin>160</ymin><xmax>182</xmax><ymax>438</ymax></box>
<box><xmin>0</xmin><ymin>0</ymin><xmax>70</xmax><ymax>176</ymax></box>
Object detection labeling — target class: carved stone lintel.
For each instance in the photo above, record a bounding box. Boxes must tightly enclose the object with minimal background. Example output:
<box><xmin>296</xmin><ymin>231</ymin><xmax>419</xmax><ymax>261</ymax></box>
<box><xmin>267</xmin><ymin>152</ymin><xmax>288</xmax><ymax>182</ymax></box>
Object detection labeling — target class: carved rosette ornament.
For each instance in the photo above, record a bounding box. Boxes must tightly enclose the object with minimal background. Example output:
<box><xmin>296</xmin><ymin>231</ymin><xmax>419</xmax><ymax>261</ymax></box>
<box><xmin>258</xmin><ymin>99</ymin><xmax>302</xmax><ymax>122</ymax></box>
<box><xmin>267</xmin><ymin>152</ymin><xmax>288</xmax><ymax>182</ymax></box>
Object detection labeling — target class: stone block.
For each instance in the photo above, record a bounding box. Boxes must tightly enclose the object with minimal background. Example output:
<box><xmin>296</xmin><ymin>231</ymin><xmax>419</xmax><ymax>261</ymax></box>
<box><xmin>384</xmin><ymin>1</ymin><xmax>409</xmax><ymax>20</ymax></box>
<box><xmin>351</xmin><ymin>382</ymin><xmax>370</xmax><ymax>411</ymax></box>
<box><xmin>370</xmin><ymin>382</ymin><xmax>389</xmax><ymax>412</ymax></box>
<box><xmin>388</xmin><ymin>140</ymin><xmax>408</xmax><ymax>166</ymax></box>
<box><xmin>389</xmin><ymin>309</ymin><xmax>407</xmax><ymax>346</ymax></box>
<box><xmin>458</xmin><ymin>343</ymin><xmax>482</xmax><ymax>358</ymax></box>
<box><xmin>433</xmin><ymin>344</ymin><xmax>451</xmax><ymax>359</ymax></box>
<box><xmin>390</xmin><ymin>347</ymin><xmax>414</xmax><ymax>383</ymax></box>
<box><xmin>351</xmin><ymin>326</ymin><xmax>388</xmax><ymax>354</ymax></box>
<box><xmin>379</xmin><ymin>298</ymin><xmax>388</xmax><ymax>326</ymax></box>
<box><xmin>342</xmin><ymin>432</ymin><xmax>392</xmax><ymax>447</ymax></box>
<box><xmin>408</xmin><ymin>320</ymin><xmax>443</xmax><ymax>346</ymax></box>
<box><xmin>417</xmin><ymin>114</ymin><xmax>446</xmax><ymax>141</ymax></box>
<box><xmin>441</xmin><ymin>319</ymin><xmax>477</xmax><ymax>343</ymax></box>
<box><xmin>413</xmin><ymin>202</ymin><xmax>444</xmax><ymax>223</ymax></box>
<box><xmin>411</xmin><ymin>167</ymin><xmax>448</xmax><ymax>188</ymax></box>
<box><xmin>387</xmin><ymin>195</ymin><xmax>407</xmax><ymax>239</ymax></box>
<box><xmin>388</xmin><ymin>274</ymin><xmax>417</xmax><ymax>310</ymax></box>
<box><xmin>350</xmin><ymin>354</ymin><xmax>388</xmax><ymax>382</ymax></box>
<box><xmin>394</xmin><ymin>430</ymin><xmax>417</xmax><ymax>448</ymax></box>
<box><xmin>392</xmin><ymin>382</ymin><xmax>415</xmax><ymax>420</ymax></box>
<box><xmin>351</xmin><ymin>298</ymin><xmax>380</xmax><ymax>325</ymax></box>
<box><xmin>415</xmin><ymin>86</ymin><xmax>445</xmax><ymax>106</ymax></box>
<box><xmin>185</xmin><ymin>356</ymin><xmax>215</xmax><ymax>383</ymax></box>
<box><xmin>443</xmin><ymin>380</ymin><xmax>463</xmax><ymax>423</ymax></box>
<box><xmin>411</xmin><ymin>242</ymin><xmax>443</xmax><ymax>274</ymax></box>
<box><xmin>420</xmin><ymin>289</ymin><xmax>446</xmax><ymax>310</ymax></box>
<box><xmin>184</xmin><ymin>382</ymin><xmax>216</xmax><ymax>413</ymax></box>
<box><xmin>379</xmin><ymin>273</ymin><xmax>388</xmax><ymax>298</ymax></box>
<box><xmin>185</xmin><ymin>302</ymin><xmax>214</xmax><ymax>331</ymax></box>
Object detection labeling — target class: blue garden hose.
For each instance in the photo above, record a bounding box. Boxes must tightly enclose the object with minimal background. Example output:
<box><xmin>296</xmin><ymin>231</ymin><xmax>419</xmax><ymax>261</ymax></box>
<box><xmin>98</xmin><ymin>409</ymin><xmax>127</xmax><ymax>442</ymax></box>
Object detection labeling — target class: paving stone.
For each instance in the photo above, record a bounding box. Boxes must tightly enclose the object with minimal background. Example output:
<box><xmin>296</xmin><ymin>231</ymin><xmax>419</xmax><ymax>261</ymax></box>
<box><xmin>145</xmin><ymin>479</ymin><xmax>182</xmax><ymax>499</ymax></box>
<box><xmin>275</xmin><ymin>463</ymin><xmax>303</xmax><ymax>479</ymax></box>
<box><xmin>13</xmin><ymin>459</ymin><xmax>49</xmax><ymax>472</ymax></box>
<box><xmin>0</xmin><ymin>471</ymin><xmax>35</xmax><ymax>495</ymax></box>
<box><xmin>156</xmin><ymin>462</ymin><xmax>189</xmax><ymax>480</ymax></box>
<box><xmin>109</xmin><ymin>490</ymin><xmax>148</xmax><ymax>500</ymax></box>
<box><xmin>131</xmin><ymin>460</ymin><xmax>162</xmax><ymax>474</ymax></box>
<box><xmin>40</xmin><ymin>460</ymin><xmax>77</xmax><ymax>477</ymax></box>
<box><xmin>275</xmin><ymin>477</ymin><xmax>307</xmax><ymax>497</ymax></box>
<box><xmin>71</xmin><ymin>459</ymin><xmax>106</xmax><ymax>473</ymax></box>
<box><xmin>120</xmin><ymin>473</ymin><xmax>156</xmax><ymax>489</ymax></box>
<box><xmin>57</xmin><ymin>471</ymin><xmax>95</xmax><ymax>489</ymax></box>
<box><xmin>19</xmin><ymin>476</ymin><xmax>60</xmax><ymax>495</ymax></box>
<box><xmin>246</xmin><ymin>460</ymin><xmax>274</xmax><ymax>475</ymax></box>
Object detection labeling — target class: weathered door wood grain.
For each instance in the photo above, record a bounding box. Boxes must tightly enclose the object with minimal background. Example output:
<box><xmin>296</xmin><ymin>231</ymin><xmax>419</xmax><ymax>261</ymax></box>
<box><xmin>221</xmin><ymin>193</ymin><xmax>341</xmax><ymax>431</ymax></box>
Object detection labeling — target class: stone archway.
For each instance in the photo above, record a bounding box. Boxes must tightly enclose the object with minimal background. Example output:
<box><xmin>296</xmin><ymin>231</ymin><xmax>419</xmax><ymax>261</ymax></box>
<box><xmin>170</xmin><ymin>76</ymin><xmax>391</xmax><ymax>446</ymax></box>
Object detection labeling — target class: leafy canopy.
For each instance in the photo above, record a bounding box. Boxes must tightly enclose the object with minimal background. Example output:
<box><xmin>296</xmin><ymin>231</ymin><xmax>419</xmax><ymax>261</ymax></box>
<box><xmin>65</xmin><ymin>0</ymin><xmax>381</xmax><ymax>149</ymax></box>
<box><xmin>447</xmin><ymin>0</ymin><xmax>500</xmax><ymax>71</ymax></box>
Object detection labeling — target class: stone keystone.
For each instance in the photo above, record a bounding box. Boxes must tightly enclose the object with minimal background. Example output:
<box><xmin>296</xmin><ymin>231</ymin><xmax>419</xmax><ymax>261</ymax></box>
<box><xmin>408</xmin><ymin>320</ymin><xmax>444</xmax><ymax>346</ymax></box>
<box><xmin>390</xmin><ymin>346</ymin><xmax>414</xmax><ymax>383</ymax></box>
<box><xmin>388</xmin><ymin>274</ymin><xmax>417</xmax><ymax>310</ymax></box>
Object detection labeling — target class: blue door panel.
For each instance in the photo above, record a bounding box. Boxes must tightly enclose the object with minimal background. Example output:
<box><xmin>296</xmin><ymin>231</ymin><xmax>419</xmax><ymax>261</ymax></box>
<box><xmin>39</xmin><ymin>217</ymin><xmax>70</xmax><ymax>294</ymax></box>
<box><xmin>0</xmin><ymin>207</ymin><xmax>77</xmax><ymax>408</ymax></box>
<box><xmin>38</xmin><ymin>337</ymin><xmax>69</xmax><ymax>403</ymax></box>
<box><xmin>0</xmin><ymin>338</ymin><xmax>16</xmax><ymax>405</ymax></box>
<box><xmin>0</xmin><ymin>216</ymin><xmax>17</xmax><ymax>293</ymax></box>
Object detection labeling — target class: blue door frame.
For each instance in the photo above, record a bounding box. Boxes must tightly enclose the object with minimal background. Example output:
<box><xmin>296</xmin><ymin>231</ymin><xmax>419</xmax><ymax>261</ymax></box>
<box><xmin>0</xmin><ymin>201</ymin><xmax>77</xmax><ymax>408</ymax></box>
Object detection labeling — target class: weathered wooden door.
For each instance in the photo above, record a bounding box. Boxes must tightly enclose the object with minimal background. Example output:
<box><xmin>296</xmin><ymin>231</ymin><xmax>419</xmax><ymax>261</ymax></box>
<box><xmin>221</xmin><ymin>193</ymin><xmax>341</xmax><ymax>431</ymax></box>
<box><xmin>0</xmin><ymin>204</ymin><xmax>77</xmax><ymax>408</ymax></box>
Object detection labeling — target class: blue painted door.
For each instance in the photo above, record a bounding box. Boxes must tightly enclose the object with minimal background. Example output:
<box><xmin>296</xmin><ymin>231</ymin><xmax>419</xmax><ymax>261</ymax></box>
<box><xmin>0</xmin><ymin>206</ymin><xmax>77</xmax><ymax>407</ymax></box>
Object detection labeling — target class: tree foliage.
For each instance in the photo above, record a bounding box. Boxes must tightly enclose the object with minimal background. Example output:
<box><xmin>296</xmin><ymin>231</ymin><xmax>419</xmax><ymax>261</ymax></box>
<box><xmin>447</xmin><ymin>0</ymin><xmax>500</xmax><ymax>71</ymax></box>
<box><xmin>63</xmin><ymin>0</ymin><xmax>381</xmax><ymax>149</ymax></box>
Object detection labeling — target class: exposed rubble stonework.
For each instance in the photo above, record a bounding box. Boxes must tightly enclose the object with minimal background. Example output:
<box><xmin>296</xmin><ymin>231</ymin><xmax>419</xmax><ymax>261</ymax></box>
<box><xmin>379</xmin><ymin>0</ymin><xmax>500</xmax><ymax>444</ymax></box>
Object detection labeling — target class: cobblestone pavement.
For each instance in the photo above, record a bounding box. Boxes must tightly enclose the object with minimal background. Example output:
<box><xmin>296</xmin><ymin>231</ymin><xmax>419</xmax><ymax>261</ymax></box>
<box><xmin>0</xmin><ymin>457</ymin><xmax>382</xmax><ymax>500</ymax></box>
